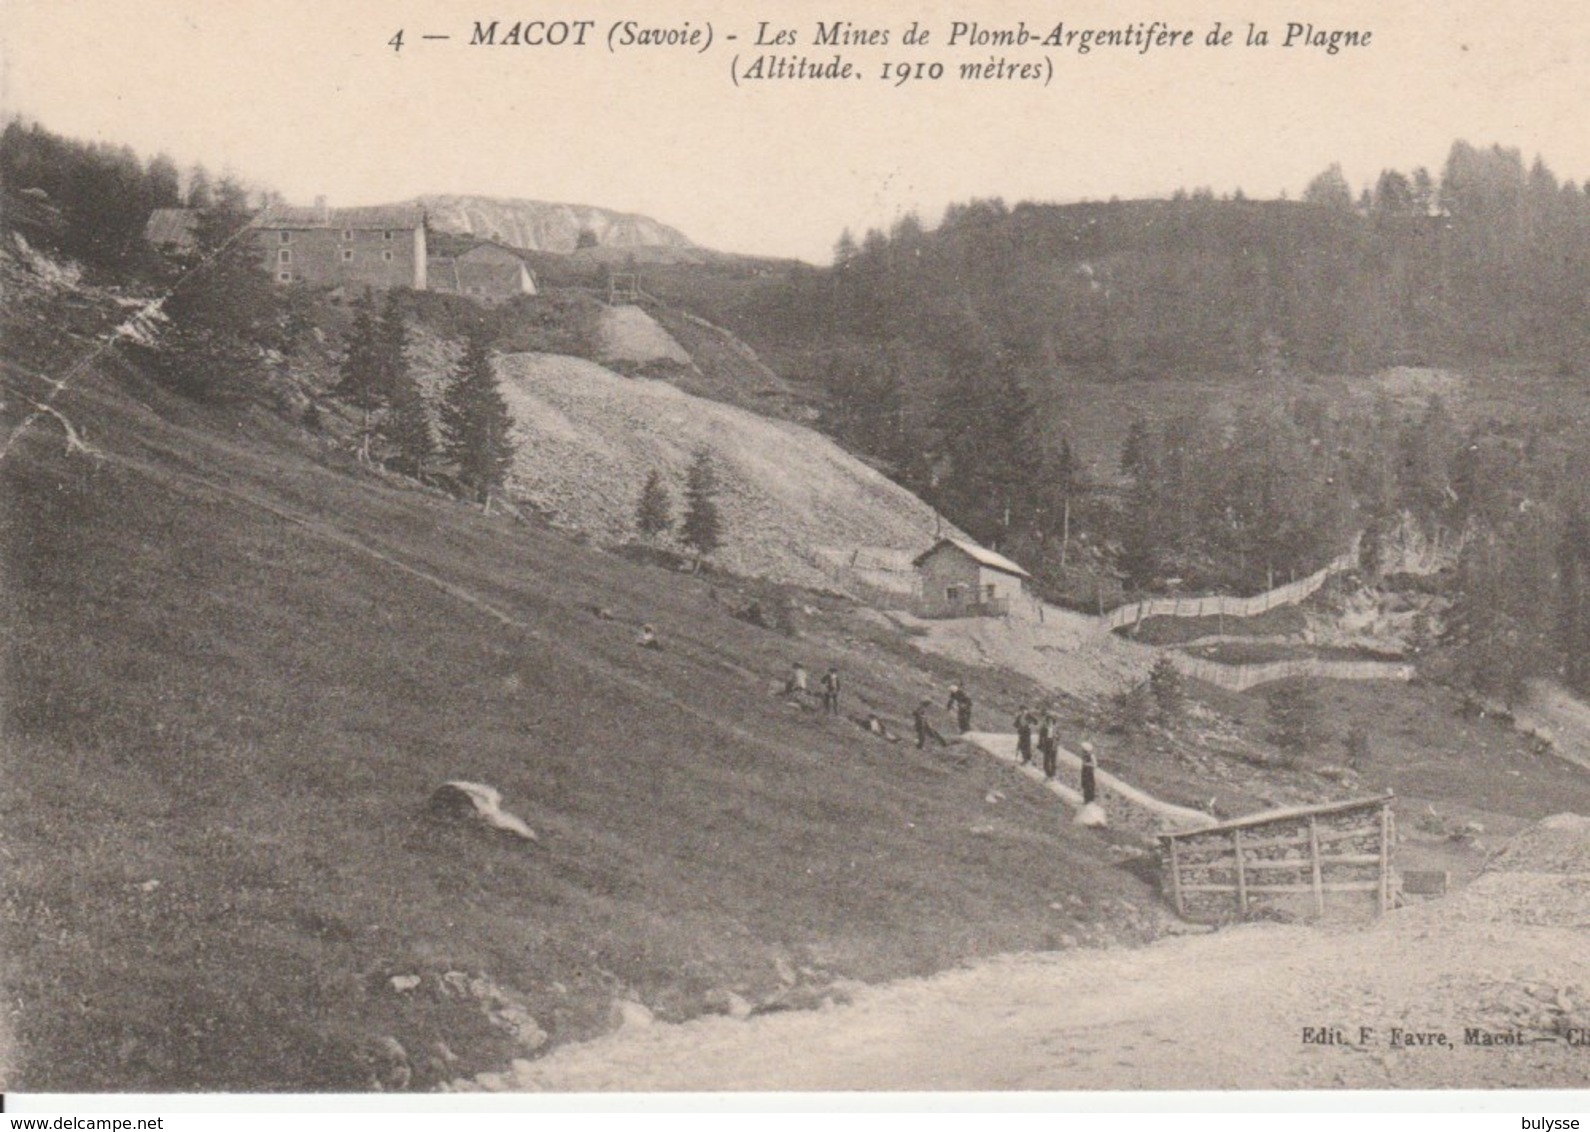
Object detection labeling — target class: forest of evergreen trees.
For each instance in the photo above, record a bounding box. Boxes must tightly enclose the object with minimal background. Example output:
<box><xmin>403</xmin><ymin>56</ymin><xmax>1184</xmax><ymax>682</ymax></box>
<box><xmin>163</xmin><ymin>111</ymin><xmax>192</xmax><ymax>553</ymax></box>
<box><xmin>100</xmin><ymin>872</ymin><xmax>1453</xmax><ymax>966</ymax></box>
<box><xmin>704</xmin><ymin>141</ymin><xmax>1590</xmax><ymax>699</ymax></box>
<box><xmin>756</xmin><ymin>141</ymin><xmax>1590</xmax><ymax>383</ymax></box>
<box><xmin>0</xmin><ymin>118</ymin><xmax>280</xmax><ymax>273</ymax></box>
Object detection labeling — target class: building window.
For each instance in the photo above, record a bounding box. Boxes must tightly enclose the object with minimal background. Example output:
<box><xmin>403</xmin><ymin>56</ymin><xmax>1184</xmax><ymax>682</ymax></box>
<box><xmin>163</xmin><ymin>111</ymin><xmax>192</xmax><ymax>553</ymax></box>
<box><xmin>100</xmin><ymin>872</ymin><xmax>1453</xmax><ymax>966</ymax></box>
<box><xmin>277</xmin><ymin>271</ymin><xmax>292</xmax><ymax>283</ymax></box>
<box><xmin>341</xmin><ymin>229</ymin><xmax>353</xmax><ymax>241</ymax></box>
<box><xmin>382</xmin><ymin>250</ymin><xmax>393</xmax><ymax>262</ymax></box>
<box><xmin>341</xmin><ymin>249</ymin><xmax>353</xmax><ymax>262</ymax></box>
<box><xmin>985</xmin><ymin>584</ymin><xmax>997</xmax><ymax>600</ymax></box>
<box><xmin>278</xmin><ymin>231</ymin><xmax>291</xmax><ymax>244</ymax></box>
<box><xmin>278</xmin><ymin>249</ymin><xmax>291</xmax><ymax>264</ymax></box>
<box><xmin>383</xmin><ymin>230</ymin><xmax>393</xmax><ymax>240</ymax></box>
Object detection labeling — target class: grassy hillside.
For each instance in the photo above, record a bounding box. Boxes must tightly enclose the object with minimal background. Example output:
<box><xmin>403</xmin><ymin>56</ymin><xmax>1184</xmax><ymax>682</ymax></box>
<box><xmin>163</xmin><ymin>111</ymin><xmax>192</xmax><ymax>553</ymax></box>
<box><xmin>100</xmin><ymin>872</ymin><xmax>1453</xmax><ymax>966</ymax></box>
<box><xmin>0</xmin><ymin>281</ymin><xmax>1158</xmax><ymax>1090</ymax></box>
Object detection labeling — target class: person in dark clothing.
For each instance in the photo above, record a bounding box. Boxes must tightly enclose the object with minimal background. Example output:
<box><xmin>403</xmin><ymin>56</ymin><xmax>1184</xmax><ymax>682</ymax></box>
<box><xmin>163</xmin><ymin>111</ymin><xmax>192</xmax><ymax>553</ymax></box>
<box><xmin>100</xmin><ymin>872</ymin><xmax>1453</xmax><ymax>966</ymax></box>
<box><xmin>947</xmin><ymin>684</ymin><xmax>973</xmax><ymax>732</ymax></box>
<box><xmin>1080</xmin><ymin>741</ymin><xmax>1099</xmax><ymax>804</ymax></box>
<box><xmin>1038</xmin><ymin>711</ymin><xmax>1058</xmax><ymax>779</ymax></box>
<box><xmin>1014</xmin><ymin>707</ymin><xmax>1034</xmax><ymax>765</ymax></box>
<box><xmin>913</xmin><ymin>698</ymin><xmax>947</xmax><ymax>749</ymax></box>
<box><xmin>820</xmin><ymin>666</ymin><xmax>842</xmax><ymax>715</ymax></box>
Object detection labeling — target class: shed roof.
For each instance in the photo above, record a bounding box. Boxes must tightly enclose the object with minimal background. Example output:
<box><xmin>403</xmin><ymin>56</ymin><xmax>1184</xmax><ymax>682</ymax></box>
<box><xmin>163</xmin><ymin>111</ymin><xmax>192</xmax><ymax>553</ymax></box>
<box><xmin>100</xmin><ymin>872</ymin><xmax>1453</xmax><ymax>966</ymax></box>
<box><xmin>456</xmin><ymin>241</ymin><xmax>530</xmax><ymax>265</ymax></box>
<box><xmin>144</xmin><ymin>208</ymin><xmax>198</xmax><ymax>248</ymax></box>
<box><xmin>255</xmin><ymin>205</ymin><xmax>425</xmax><ymax>231</ymax></box>
<box><xmin>912</xmin><ymin>538</ymin><xmax>1031</xmax><ymax>579</ymax></box>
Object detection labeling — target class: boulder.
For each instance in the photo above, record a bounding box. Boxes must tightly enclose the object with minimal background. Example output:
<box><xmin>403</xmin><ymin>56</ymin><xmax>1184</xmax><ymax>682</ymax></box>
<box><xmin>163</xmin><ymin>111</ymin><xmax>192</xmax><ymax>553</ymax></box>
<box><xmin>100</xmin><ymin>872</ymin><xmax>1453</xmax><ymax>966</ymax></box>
<box><xmin>1074</xmin><ymin>802</ymin><xmax>1109</xmax><ymax>827</ymax></box>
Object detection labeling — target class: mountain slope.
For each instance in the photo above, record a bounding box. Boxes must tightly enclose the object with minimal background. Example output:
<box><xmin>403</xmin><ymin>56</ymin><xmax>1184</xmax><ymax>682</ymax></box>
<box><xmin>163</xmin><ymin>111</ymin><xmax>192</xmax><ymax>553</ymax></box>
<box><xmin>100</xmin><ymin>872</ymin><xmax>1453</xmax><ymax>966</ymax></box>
<box><xmin>414</xmin><ymin>194</ymin><xmax>694</xmax><ymax>255</ymax></box>
<box><xmin>0</xmin><ymin>257</ymin><xmax>1155</xmax><ymax>1090</ymax></box>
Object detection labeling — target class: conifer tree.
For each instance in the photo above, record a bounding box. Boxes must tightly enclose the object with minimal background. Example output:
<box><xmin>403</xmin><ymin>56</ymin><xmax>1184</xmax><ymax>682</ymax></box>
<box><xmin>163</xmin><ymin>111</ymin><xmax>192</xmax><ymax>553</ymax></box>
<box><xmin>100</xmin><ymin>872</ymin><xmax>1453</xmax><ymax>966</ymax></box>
<box><xmin>375</xmin><ymin>293</ymin><xmax>432</xmax><ymax>477</ymax></box>
<box><xmin>440</xmin><ymin>332</ymin><xmax>515</xmax><ymax>505</ymax></box>
<box><xmin>636</xmin><ymin>468</ymin><xmax>673</xmax><ymax>538</ymax></box>
<box><xmin>332</xmin><ymin>290</ymin><xmax>386</xmax><ymax>460</ymax></box>
<box><xmin>153</xmin><ymin>194</ymin><xmax>280</xmax><ymax>401</ymax></box>
<box><xmin>681</xmin><ymin>448</ymin><xmax>723</xmax><ymax>558</ymax></box>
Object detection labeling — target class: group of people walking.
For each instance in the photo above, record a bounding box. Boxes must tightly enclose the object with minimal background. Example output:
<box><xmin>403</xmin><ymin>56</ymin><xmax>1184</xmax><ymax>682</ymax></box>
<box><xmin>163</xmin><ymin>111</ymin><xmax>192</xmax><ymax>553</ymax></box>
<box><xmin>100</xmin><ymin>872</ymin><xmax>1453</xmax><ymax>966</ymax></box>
<box><xmin>1014</xmin><ymin>706</ymin><xmax>1061</xmax><ymax>779</ymax></box>
<box><xmin>785</xmin><ymin>660</ymin><xmax>844</xmax><ymax>715</ymax></box>
<box><xmin>783</xmin><ymin>662</ymin><xmax>1102</xmax><ymax>808</ymax></box>
<box><xmin>1014</xmin><ymin>707</ymin><xmax>1100</xmax><ymax>801</ymax></box>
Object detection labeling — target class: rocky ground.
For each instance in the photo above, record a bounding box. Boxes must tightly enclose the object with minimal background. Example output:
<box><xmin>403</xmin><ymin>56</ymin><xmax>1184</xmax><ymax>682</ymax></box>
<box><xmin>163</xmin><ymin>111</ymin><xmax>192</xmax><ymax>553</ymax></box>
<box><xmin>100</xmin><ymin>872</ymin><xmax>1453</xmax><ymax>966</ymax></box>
<box><xmin>486</xmin><ymin>350</ymin><xmax>954</xmax><ymax>588</ymax></box>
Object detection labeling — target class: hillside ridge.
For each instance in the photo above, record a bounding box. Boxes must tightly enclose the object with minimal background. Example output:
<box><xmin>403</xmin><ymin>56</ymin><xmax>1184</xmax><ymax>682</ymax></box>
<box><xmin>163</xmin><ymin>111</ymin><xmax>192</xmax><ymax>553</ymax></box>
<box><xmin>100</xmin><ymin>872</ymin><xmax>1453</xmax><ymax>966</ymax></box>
<box><xmin>412</xmin><ymin>194</ymin><xmax>694</xmax><ymax>255</ymax></box>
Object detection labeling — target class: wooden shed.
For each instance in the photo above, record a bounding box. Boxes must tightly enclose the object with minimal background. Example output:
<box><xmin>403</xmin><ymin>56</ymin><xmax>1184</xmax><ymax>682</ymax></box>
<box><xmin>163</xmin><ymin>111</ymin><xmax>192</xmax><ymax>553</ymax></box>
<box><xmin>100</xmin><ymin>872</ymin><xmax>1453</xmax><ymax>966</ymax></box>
<box><xmin>1160</xmin><ymin>793</ymin><xmax>1396</xmax><ymax>924</ymax></box>
<box><xmin>911</xmin><ymin>538</ymin><xmax>1030</xmax><ymax>618</ymax></box>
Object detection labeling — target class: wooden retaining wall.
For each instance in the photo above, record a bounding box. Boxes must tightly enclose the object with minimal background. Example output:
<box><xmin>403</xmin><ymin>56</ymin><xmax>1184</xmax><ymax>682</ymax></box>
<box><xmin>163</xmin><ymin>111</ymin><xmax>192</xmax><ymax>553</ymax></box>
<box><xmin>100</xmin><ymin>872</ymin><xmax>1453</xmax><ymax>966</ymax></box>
<box><xmin>1161</xmin><ymin>794</ymin><xmax>1395</xmax><ymax>924</ymax></box>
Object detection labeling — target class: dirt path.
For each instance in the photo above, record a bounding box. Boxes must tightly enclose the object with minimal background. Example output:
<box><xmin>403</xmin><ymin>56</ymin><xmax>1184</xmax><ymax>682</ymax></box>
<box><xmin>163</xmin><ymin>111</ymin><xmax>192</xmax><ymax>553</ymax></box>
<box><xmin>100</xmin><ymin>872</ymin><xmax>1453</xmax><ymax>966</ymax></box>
<box><xmin>965</xmin><ymin>732</ymin><xmax>1216</xmax><ymax>832</ymax></box>
<box><xmin>486</xmin><ymin>893</ymin><xmax>1588</xmax><ymax>1091</ymax></box>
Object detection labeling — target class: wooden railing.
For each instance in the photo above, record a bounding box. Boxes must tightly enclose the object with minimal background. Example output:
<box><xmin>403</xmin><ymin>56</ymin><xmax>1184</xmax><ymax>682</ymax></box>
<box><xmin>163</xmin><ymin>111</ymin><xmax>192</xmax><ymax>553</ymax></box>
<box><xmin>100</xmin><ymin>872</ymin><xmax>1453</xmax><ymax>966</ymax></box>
<box><xmin>1161</xmin><ymin>794</ymin><xmax>1395</xmax><ymax>922</ymax></box>
<box><xmin>1102</xmin><ymin>534</ymin><xmax>1363</xmax><ymax>632</ymax></box>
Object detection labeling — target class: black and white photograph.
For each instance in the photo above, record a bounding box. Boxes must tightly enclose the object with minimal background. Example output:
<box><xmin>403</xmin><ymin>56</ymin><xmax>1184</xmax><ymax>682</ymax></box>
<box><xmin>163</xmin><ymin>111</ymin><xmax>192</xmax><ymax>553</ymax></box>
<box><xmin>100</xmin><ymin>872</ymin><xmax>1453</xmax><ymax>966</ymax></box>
<box><xmin>3</xmin><ymin>0</ymin><xmax>1590</xmax><ymax>1113</ymax></box>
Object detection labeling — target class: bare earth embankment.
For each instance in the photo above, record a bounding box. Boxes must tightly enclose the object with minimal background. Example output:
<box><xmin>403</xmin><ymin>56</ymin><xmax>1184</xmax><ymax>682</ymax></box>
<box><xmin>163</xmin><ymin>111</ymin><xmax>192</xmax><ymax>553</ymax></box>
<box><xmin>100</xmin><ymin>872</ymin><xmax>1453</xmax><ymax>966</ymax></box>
<box><xmin>493</xmin><ymin>351</ymin><xmax>955</xmax><ymax>587</ymax></box>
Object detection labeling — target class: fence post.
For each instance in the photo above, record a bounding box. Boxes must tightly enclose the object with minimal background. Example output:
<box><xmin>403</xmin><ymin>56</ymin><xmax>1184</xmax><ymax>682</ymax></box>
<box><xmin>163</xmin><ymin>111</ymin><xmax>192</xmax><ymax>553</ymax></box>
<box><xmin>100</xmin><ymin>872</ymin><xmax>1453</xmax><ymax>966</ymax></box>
<box><xmin>1378</xmin><ymin>804</ymin><xmax>1392</xmax><ymax>914</ymax></box>
<box><xmin>1308</xmin><ymin>815</ymin><xmax>1326</xmax><ymax>917</ymax></box>
<box><xmin>1233</xmin><ymin>827</ymin><xmax>1249</xmax><ymax>915</ymax></box>
<box><xmin>1167</xmin><ymin>836</ymin><xmax>1186</xmax><ymax>917</ymax></box>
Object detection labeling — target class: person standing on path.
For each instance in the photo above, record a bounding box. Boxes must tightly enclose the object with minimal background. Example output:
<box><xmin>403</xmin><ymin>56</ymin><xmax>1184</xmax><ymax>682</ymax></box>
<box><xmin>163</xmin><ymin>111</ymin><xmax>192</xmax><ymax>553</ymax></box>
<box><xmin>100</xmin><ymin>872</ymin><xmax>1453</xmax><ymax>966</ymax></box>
<box><xmin>947</xmin><ymin>684</ymin><xmax>974</xmax><ymax>732</ymax></box>
<box><xmin>1080</xmin><ymin>741</ymin><xmax>1098</xmax><ymax>804</ymax></box>
<box><xmin>1038</xmin><ymin>711</ymin><xmax>1058</xmax><ymax>780</ymax></box>
<box><xmin>786</xmin><ymin>661</ymin><xmax>809</xmax><ymax>698</ymax></box>
<box><xmin>1014</xmin><ymin>706</ymin><xmax>1034</xmax><ymax>765</ymax></box>
<box><xmin>821</xmin><ymin>666</ymin><xmax>842</xmax><ymax>715</ymax></box>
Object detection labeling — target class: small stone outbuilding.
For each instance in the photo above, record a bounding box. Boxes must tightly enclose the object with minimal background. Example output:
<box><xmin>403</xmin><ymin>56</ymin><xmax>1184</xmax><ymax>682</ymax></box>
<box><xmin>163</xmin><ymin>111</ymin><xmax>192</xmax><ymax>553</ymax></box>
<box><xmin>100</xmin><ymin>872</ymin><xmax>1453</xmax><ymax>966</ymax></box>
<box><xmin>911</xmin><ymin>538</ymin><xmax>1031</xmax><ymax>618</ymax></box>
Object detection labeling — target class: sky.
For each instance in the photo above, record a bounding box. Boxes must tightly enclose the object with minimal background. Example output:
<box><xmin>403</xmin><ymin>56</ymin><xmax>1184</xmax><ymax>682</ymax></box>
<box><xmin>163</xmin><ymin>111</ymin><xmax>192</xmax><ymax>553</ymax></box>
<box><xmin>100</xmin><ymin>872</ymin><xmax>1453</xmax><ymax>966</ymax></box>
<box><xmin>3</xmin><ymin>0</ymin><xmax>1588</xmax><ymax>262</ymax></box>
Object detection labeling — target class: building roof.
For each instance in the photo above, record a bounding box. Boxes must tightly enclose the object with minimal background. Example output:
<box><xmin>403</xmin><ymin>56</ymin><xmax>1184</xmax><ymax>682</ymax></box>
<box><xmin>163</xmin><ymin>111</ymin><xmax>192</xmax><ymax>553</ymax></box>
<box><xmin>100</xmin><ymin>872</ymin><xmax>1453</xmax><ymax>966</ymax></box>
<box><xmin>144</xmin><ymin>207</ymin><xmax>198</xmax><ymax>248</ymax></box>
<box><xmin>912</xmin><ymin>538</ymin><xmax>1031</xmax><ymax>579</ymax></box>
<box><xmin>254</xmin><ymin>205</ymin><xmax>426</xmax><ymax>231</ymax></box>
<box><xmin>456</xmin><ymin>241</ymin><xmax>530</xmax><ymax>265</ymax></box>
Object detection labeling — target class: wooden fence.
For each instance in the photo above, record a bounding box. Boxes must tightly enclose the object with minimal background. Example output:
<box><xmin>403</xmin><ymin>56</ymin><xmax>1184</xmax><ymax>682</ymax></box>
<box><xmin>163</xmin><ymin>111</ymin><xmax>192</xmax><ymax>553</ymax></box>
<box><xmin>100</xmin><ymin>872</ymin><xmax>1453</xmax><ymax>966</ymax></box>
<box><xmin>1170</xmin><ymin>655</ymin><xmax>1415</xmax><ymax>692</ymax></box>
<box><xmin>1161</xmin><ymin>794</ymin><xmax>1396</xmax><ymax>923</ymax></box>
<box><xmin>1102</xmin><ymin>535</ymin><xmax>1362</xmax><ymax>632</ymax></box>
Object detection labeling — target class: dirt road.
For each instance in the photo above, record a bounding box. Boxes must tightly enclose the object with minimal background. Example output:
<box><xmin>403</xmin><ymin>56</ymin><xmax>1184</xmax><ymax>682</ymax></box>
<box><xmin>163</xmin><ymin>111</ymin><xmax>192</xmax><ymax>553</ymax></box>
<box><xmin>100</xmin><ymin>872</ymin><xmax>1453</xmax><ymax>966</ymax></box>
<box><xmin>480</xmin><ymin>871</ymin><xmax>1589</xmax><ymax>1092</ymax></box>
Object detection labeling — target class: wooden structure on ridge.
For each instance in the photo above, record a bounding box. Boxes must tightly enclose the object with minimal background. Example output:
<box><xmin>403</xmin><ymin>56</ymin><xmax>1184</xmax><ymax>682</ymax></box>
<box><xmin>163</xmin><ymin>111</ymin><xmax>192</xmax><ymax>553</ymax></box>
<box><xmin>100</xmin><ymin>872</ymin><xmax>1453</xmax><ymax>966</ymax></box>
<box><xmin>607</xmin><ymin>271</ymin><xmax>641</xmax><ymax>305</ymax></box>
<box><xmin>1160</xmin><ymin>793</ymin><xmax>1396</xmax><ymax>924</ymax></box>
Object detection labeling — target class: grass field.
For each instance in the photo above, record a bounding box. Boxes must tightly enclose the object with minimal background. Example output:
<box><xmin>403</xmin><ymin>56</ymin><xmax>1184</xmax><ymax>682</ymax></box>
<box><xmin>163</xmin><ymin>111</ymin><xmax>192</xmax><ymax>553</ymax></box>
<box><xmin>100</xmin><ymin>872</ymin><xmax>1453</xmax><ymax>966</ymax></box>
<box><xmin>0</xmin><ymin>344</ymin><xmax>1157</xmax><ymax>1090</ymax></box>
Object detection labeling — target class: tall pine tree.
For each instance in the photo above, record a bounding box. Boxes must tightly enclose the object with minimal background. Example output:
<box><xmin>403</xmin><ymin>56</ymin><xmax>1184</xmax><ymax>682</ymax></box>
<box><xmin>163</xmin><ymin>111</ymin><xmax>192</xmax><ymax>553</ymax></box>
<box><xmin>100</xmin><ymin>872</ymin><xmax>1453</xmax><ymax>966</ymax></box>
<box><xmin>332</xmin><ymin>290</ymin><xmax>386</xmax><ymax>460</ymax></box>
<box><xmin>681</xmin><ymin>448</ymin><xmax>723</xmax><ymax>559</ymax></box>
<box><xmin>440</xmin><ymin>332</ymin><xmax>515</xmax><ymax>505</ymax></box>
<box><xmin>153</xmin><ymin>193</ymin><xmax>280</xmax><ymax>401</ymax></box>
<box><xmin>636</xmin><ymin>468</ymin><xmax>673</xmax><ymax>539</ymax></box>
<box><xmin>375</xmin><ymin>293</ymin><xmax>432</xmax><ymax>477</ymax></box>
